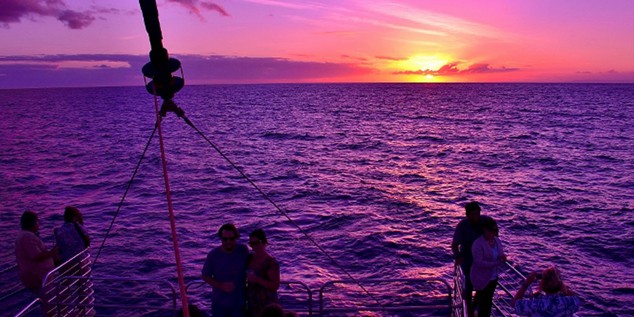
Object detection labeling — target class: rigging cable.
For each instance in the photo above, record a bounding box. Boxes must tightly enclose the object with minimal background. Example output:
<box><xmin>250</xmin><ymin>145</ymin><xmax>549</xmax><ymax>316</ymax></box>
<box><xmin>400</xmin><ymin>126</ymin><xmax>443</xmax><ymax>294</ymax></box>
<box><xmin>91</xmin><ymin>123</ymin><xmax>157</xmax><ymax>268</ymax></box>
<box><xmin>150</xmin><ymin>88</ymin><xmax>190</xmax><ymax>315</ymax></box>
<box><xmin>178</xmin><ymin>114</ymin><xmax>387</xmax><ymax>311</ymax></box>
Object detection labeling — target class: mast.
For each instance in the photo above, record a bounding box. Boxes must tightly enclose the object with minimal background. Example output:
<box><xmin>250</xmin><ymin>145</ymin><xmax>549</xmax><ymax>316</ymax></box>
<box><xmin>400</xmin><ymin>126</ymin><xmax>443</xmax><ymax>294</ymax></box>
<box><xmin>138</xmin><ymin>1</ymin><xmax>189</xmax><ymax>316</ymax></box>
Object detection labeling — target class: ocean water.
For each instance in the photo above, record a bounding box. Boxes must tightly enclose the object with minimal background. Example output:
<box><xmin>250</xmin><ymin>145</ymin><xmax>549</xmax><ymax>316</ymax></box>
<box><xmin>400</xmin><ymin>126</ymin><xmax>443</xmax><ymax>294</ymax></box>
<box><xmin>0</xmin><ymin>83</ymin><xmax>632</xmax><ymax>316</ymax></box>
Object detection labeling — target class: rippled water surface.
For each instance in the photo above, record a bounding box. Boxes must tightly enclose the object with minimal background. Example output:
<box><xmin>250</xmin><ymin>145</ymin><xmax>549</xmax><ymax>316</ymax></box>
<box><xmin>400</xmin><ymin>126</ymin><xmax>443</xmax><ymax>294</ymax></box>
<box><xmin>1</xmin><ymin>83</ymin><xmax>633</xmax><ymax>316</ymax></box>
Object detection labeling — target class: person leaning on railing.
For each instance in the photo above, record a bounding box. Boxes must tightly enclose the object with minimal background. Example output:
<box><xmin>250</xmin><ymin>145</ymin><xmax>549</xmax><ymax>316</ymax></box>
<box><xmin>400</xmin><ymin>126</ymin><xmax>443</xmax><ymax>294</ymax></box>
<box><xmin>54</xmin><ymin>206</ymin><xmax>90</xmax><ymax>264</ymax></box>
<box><xmin>512</xmin><ymin>266</ymin><xmax>580</xmax><ymax>317</ymax></box>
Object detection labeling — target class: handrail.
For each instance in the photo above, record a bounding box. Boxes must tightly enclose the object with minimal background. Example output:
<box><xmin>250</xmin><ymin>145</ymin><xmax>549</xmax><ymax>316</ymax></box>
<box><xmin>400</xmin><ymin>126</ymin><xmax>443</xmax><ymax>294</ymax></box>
<box><xmin>452</xmin><ymin>265</ymin><xmax>467</xmax><ymax>317</ymax></box>
<box><xmin>41</xmin><ymin>248</ymin><xmax>92</xmax><ymax>288</ymax></box>
<box><xmin>40</xmin><ymin>249</ymin><xmax>94</xmax><ymax>317</ymax></box>
<box><xmin>13</xmin><ymin>298</ymin><xmax>41</xmax><ymax>317</ymax></box>
<box><xmin>0</xmin><ymin>263</ymin><xmax>17</xmax><ymax>275</ymax></box>
<box><xmin>186</xmin><ymin>279</ymin><xmax>313</xmax><ymax>315</ymax></box>
<box><xmin>319</xmin><ymin>277</ymin><xmax>452</xmax><ymax>316</ymax></box>
<box><xmin>12</xmin><ymin>270</ymin><xmax>536</xmax><ymax>316</ymax></box>
<box><xmin>0</xmin><ymin>263</ymin><xmax>28</xmax><ymax>303</ymax></box>
<box><xmin>493</xmin><ymin>261</ymin><xmax>530</xmax><ymax>317</ymax></box>
<box><xmin>452</xmin><ymin>261</ymin><xmax>529</xmax><ymax>317</ymax></box>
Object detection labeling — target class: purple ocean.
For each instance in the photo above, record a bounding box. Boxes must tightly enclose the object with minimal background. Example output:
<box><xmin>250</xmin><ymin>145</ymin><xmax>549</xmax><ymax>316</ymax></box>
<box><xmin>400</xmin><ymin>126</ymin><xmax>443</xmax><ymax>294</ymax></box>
<box><xmin>1</xmin><ymin>83</ymin><xmax>632</xmax><ymax>316</ymax></box>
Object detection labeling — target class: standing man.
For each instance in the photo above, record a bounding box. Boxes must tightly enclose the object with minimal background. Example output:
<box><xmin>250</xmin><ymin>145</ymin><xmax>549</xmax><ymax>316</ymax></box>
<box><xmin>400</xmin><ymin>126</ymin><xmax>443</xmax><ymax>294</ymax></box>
<box><xmin>202</xmin><ymin>223</ymin><xmax>249</xmax><ymax>317</ymax></box>
<box><xmin>451</xmin><ymin>201</ymin><xmax>490</xmax><ymax>315</ymax></box>
<box><xmin>15</xmin><ymin>211</ymin><xmax>57</xmax><ymax>294</ymax></box>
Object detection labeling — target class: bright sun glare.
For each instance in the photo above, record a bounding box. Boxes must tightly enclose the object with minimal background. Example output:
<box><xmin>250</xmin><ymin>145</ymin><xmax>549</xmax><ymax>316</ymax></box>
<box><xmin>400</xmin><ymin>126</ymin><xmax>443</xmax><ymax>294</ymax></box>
<box><xmin>409</xmin><ymin>55</ymin><xmax>448</xmax><ymax>72</ymax></box>
<box><xmin>396</xmin><ymin>55</ymin><xmax>449</xmax><ymax>82</ymax></box>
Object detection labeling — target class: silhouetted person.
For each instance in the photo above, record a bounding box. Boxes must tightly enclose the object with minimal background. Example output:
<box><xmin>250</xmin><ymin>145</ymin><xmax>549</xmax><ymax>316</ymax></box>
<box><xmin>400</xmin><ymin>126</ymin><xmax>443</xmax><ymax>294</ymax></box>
<box><xmin>512</xmin><ymin>266</ymin><xmax>580</xmax><ymax>316</ymax></box>
<box><xmin>202</xmin><ymin>223</ymin><xmax>249</xmax><ymax>317</ymax></box>
<box><xmin>54</xmin><ymin>206</ymin><xmax>90</xmax><ymax>263</ymax></box>
<box><xmin>15</xmin><ymin>211</ymin><xmax>57</xmax><ymax>294</ymax></box>
<box><xmin>451</xmin><ymin>201</ymin><xmax>491</xmax><ymax>314</ymax></box>
<box><xmin>470</xmin><ymin>217</ymin><xmax>506</xmax><ymax>317</ymax></box>
<box><xmin>247</xmin><ymin>229</ymin><xmax>280</xmax><ymax>317</ymax></box>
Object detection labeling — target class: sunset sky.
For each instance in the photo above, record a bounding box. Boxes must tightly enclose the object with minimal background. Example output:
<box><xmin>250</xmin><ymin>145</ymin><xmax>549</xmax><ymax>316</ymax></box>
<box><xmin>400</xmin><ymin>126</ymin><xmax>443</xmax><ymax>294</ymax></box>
<box><xmin>1</xmin><ymin>0</ymin><xmax>634</xmax><ymax>88</ymax></box>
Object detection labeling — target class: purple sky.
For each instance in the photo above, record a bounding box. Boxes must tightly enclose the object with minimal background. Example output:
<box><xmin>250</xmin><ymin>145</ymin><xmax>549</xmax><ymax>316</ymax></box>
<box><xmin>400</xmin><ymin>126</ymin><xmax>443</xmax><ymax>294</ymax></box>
<box><xmin>1</xmin><ymin>0</ymin><xmax>634</xmax><ymax>88</ymax></box>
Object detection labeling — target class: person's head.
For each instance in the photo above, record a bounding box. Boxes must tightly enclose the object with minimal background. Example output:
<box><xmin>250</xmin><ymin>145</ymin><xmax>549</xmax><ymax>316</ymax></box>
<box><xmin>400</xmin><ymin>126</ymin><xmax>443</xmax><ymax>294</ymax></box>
<box><xmin>260</xmin><ymin>303</ymin><xmax>284</xmax><ymax>317</ymax></box>
<box><xmin>540</xmin><ymin>266</ymin><xmax>565</xmax><ymax>294</ymax></box>
<box><xmin>20</xmin><ymin>211</ymin><xmax>39</xmax><ymax>231</ymax></box>
<box><xmin>249</xmin><ymin>228</ymin><xmax>268</xmax><ymax>252</ymax></box>
<box><xmin>465</xmin><ymin>201</ymin><xmax>481</xmax><ymax>224</ymax></box>
<box><xmin>481</xmin><ymin>217</ymin><xmax>499</xmax><ymax>240</ymax></box>
<box><xmin>218</xmin><ymin>223</ymin><xmax>239</xmax><ymax>252</ymax></box>
<box><xmin>63</xmin><ymin>206</ymin><xmax>83</xmax><ymax>224</ymax></box>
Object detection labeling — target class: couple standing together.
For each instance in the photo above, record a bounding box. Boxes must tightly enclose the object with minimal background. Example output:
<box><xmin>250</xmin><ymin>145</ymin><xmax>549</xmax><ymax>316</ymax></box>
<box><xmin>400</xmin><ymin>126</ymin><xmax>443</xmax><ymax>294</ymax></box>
<box><xmin>15</xmin><ymin>207</ymin><xmax>90</xmax><ymax>294</ymax></box>
<box><xmin>202</xmin><ymin>223</ymin><xmax>280</xmax><ymax>317</ymax></box>
<box><xmin>452</xmin><ymin>201</ymin><xmax>504</xmax><ymax>317</ymax></box>
<box><xmin>452</xmin><ymin>201</ymin><xmax>580</xmax><ymax>317</ymax></box>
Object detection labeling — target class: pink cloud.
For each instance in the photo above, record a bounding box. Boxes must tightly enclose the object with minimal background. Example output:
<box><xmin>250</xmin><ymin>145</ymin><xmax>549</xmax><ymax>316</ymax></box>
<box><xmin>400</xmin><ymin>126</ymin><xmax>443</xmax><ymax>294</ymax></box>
<box><xmin>394</xmin><ymin>62</ymin><xmax>518</xmax><ymax>76</ymax></box>
<box><xmin>201</xmin><ymin>2</ymin><xmax>230</xmax><ymax>16</ymax></box>
<box><xmin>58</xmin><ymin>10</ymin><xmax>95</xmax><ymax>29</ymax></box>
<box><xmin>167</xmin><ymin>0</ymin><xmax>230</xmax><ymax>17</ymax></box>
<box><xmin>0</xmin><ymin>54</ymin><xmax>373</xmax><ymax>88</ymax></box>
<box><xmin>341</xmin><ymin>55</ymin><xmax>368</xmax><ymax>62</ymax></box>
<box><xmin>1</xmin><ymin>0</ymin><xmax>95</xmax><ymax>29</ymax></box>
<box><xmin>375</xmin><ymin>56</ymin><xmax>407</xmax><ymax>61</ymax></box>
<box><xmin>461</xmin><ymin>63</ymin><xmax>517</xmax><ymax>74</ymax></box>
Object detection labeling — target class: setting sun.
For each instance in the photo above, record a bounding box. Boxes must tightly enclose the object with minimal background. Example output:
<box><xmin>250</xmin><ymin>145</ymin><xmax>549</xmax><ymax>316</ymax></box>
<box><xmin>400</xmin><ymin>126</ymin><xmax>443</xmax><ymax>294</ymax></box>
<box><xmin>408</xmin><ymin>55</ymin><xmax>450</xmax><ymax>73</ymax></box>
<box><xmin>386</xmin><ymin>55</ymin><xmax>452</xmax><ymax>82</ymax></box>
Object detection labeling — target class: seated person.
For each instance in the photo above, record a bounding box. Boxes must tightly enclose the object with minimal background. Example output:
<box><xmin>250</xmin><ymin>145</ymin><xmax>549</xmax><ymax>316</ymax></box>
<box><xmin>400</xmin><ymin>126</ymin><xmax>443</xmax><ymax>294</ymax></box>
<box><xmin>512</xmin><ymin>266</ymin><xmax>580</xmax><ymax>317</ymax></box>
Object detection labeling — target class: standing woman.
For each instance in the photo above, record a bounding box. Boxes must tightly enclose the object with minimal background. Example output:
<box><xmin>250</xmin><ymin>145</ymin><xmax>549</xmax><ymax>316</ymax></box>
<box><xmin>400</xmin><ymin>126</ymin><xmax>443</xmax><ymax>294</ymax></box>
<box><xmin>246</xmin><ymin>229</ymin><xmax>280</xmax><ymax>317</ymax></box>
<box><xmin>470</xmin><ymin>217</ymin><xmax>506</xmax><ymax>317</ymax></box>
<box><xmin>54</xmin><ymin>206</ymin><xmax>90</xmax><ymax>264</ymax></box>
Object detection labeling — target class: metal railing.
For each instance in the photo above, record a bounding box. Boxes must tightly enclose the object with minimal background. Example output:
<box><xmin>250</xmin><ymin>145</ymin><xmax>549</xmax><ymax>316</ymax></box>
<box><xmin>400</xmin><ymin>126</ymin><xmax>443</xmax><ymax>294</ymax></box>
<box><xmin>318</xmin><ymin>277</ymin><xmax>452</xmax><ymax>316</ymax></box>
<box><xmin>452</xmin><ymin>261</ymin><xmax>529</xmax><ymax>317</ymax></box>
<box><xmin>8</xmin><ymin>262</ymin><xmax>535</xmax><ymax>316</ymax></box>
<box><xmin>186</xmin><ymin>279</ymin><xmax>313</xmax><ymax>315</ymax></box>
<box><xmin>41</xmin><ymin>248</ymin><xmax>95</xmax><ymax>317</ymax></box>
<box><xmin>1</xmin><ymin>263</ymin><xmax>39</xmax><ymax>316</ymax></box>
<box><xmin>452</xmin><ymin>265</ymin><xmax>466</xmax><ymax>317</ymax></box>
<box><xmin>0</xmin><ymin>263</ymin><xmax>25</xmax><ymax>302</ymax></box>
<box><xmin>13</xmin><ymin>298</ymin><xmax>41</xmax><ymax>317</ymax></box>
<box><xmin>492</xmin><ymin>261</ymin><xmax>529</xmax><ymax>317</ymax></box>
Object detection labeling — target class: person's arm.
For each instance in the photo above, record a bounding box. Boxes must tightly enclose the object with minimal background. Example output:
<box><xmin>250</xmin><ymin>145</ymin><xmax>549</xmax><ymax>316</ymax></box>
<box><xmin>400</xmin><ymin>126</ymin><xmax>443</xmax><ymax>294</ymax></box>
<box><xmin>201</xmin><ymin>253</ymin><xmax>236</xmax><ymax>293</ymax></box>
<box><xmin>202</xmin><ymin>274</ymin><xmax>235</xmax><ymax>293</ymax></box>
<box><xmin>512</xmin><ymin>272</ymin><xmax>538</xmax><ymax>306</ymax></box>
<box><xmin>24</xmin><ymin>235</ymin><xmax>56</xmax><ymax>262</ymax></box>
<box><xmin>201</xmin><ymin>274</ymin><xmax>219</xmax><ymax>288</ymax></box>
<box><xmin>451</xmin><ymin>222</ymin><xmax>464</xmax><ymax>265</ymax></box>
<box><xmin>247</xmin><ymin>258</ymin><xmax>280</xmax><ymax>292</ymax></box>
<box><xmin>451</xmin><ymin>242</ymin><xmax>462</xmax><ymax>264</ymax></box>
<box><xmin>34</xmin><ymin>246</ymin><xmax>57</xmax><ymax>261</ymax></box>
<box><xmin>497</xmin><ymin>238</ymin><xmax>507</xmax><ymax>262</ymax></box>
